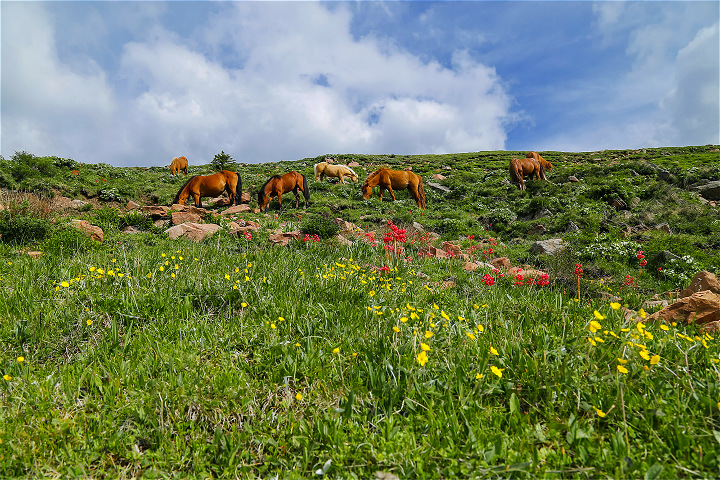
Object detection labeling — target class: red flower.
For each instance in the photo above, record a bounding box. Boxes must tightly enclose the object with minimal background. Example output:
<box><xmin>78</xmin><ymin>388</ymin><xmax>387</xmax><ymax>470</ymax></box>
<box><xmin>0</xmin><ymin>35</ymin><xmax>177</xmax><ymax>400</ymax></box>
<box><xmin>72</xmin><ymin>170</ymin><xmax>79</xmax><ymax>175</ymax></box>
<box><xmin>639</xmin><ymin>259</ymin><xmax>647</xmax><ymax>267</ymax></box>
<box><xmin>636</xmin><ymin>250</ymin><xmax>645</xmax><ymax>259</ymax></box>
<box><xmin>482</xmin><ymin>274</ymin><xmax>495</xmax><ymax>286</ymax></box>
<box><xmin>244</xmin><ymin>231</ymin><xmax>252</xmax><ymax>241</ymax></box>
<box><xmin>574</xmin><ymin>264</ymin><xmax>583</xmax><ymax>278</ymax></box>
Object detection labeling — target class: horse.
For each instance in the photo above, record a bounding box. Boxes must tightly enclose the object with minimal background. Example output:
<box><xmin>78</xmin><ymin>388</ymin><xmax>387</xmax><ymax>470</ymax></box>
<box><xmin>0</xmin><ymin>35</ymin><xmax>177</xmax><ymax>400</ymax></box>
<box><xmin>509</xmin><ymin>151</ymin><xmax>553</xmax><ymax>191</ymax></box>
<box><xmin>314</xmin><ymin>162</ymin><xmax>359</xmax><ymax>184</ymax></box>
<box><xmin>170</xmin><ymin>156</ymin><xmax>189</xmax><ymax>176</ymax></box>
<box><xmin>361</xmin><ymin>168</ymin><xmax>426</xmax><ymax>209</ymax></box>
<box><xmin>172</xmin><ymin>170</ymin><xmax>242</xmax><ymax>208</ymax></box>
<box><xmin>258</xmin><ymin>171</ymin><xmax>310</xmax><ymax>212</ymax></box>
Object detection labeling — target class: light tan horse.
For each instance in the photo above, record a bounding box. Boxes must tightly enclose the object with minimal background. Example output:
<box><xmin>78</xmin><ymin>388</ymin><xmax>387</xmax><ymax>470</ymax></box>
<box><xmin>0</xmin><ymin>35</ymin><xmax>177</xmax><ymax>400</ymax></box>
<box><xmin>362</xmin><ymin>168</ymin><xmax>426</xmax><ymax>209</ymax></box>
<box><xmin>314</xmin><ymin>162</ymin><xmax>359</xmax><ymax>184</ymax></box>
<box><xmin>509</xmin><ymin>151</ymin><xmax>553</xmax><ymax>190</ymax></box>
<box><xmin>170</xmin><ymin>156</ymin><xmax>189</xmax><ymax>176</ymax></box>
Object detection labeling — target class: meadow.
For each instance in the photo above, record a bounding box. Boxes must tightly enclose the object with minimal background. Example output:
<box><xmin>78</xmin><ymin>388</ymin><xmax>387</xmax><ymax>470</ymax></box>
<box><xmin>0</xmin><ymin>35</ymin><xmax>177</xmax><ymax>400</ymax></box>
<box><xmin>0</xmin><ymin>146</ymin><xmax>719</xmax><ymax>478</ymax></box>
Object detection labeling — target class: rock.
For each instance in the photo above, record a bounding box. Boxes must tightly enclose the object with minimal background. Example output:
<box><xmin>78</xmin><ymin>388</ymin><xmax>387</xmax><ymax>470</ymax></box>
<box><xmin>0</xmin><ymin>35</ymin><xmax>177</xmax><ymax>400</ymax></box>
<box><xmin>679</xmin><ymin>271</ymin><xmax>720</xmax><ymax>297</ymax></box>
<box><xmin>172</xmin><ymin>212</ymin><xmax>201</xmax><ymax>225</ymax></box>
<box><xmin>336</xmin><ymin>234</ymin><xmax>353</xmax><ymax>246</ymax></box>
<box><xmin>228</xmin><ymin>220</ymin><xmax>262</xmax><ymax>233</ymax></box>
<box><xmin>408</xmin><ymin>222</ymin><xmax>426</xmax><ymax>234</ymax></box>
<box><xmin>70</xmin><ymin>199</ymin><xmax>89</xmax><ymax>209</ymax></box>
<box><xmin>533</xmin><ymin>209</ymin><xmax>552</xmax><ymax>220</ymax></box>
<box><xmin>653</xmin><ymin>223</ymin><xmax>672</xmax><ymax>234</ymax></box>
<box><xmin>71</xmin><ymin>219</ymin><xmax>104</xmax><ymax>242</ymax></box>
<box><xmin>241</xmin><ymin>192</ymin><xmax>251</xmax><ymax>204</ymax></box>
<box><xmin>418</xmin><ymin>246</ymin><xmax>448</xmax><ymax>259</ymax></box>
<box><xmin>441</xmin><ymin>242</ymin><xmax>462</xmax><ymax>256</ymax></box>
<box><xmin>335</xmin><ymin>218</ymin><xmax>359</xmax><ymax>233</ymax></box>
<box><xmin>694</xmin><ymin>180</ymin><xmax>720</xmax><ymax>201</ymax></box>
<box><xmin>610</xmin><ymin>198</ymin><xmax>628</xmax><ymax>210</ymax></box>
<box><xmin>490</xmin><ymin>256</ymin><xmax>511</xmax><ymax>269</ymax></box>
<box><xmin>646</xmin><ymin>290</ymin><xmax>720</xmax><ymax>326</ymax></box>
<box><xmin>642</xmin><ymin>299</ymin><xmax>670</xmax><ymax>311</ymax></box>
<box><xmin>568</xmin><ymin>175</ymin><xmax>579</xmax><ymax>182</ymax></box>
<box><xmin>142</xmin><ymin>205</ymin><xmax>170</xmax><ymax>218</ymax></box>
<box><xmin>432</xmin><ymin>174</ymin><xmax>446</xmax><ymax>180</ymax></box>
<box><xmin>529</xmin><ymin>238</ymin><xmax>565</xmax><ymax>255</ymax></box>
<box><xmin>527</xmin><ymin>224</ymin><xmax>547</xmax><ymax>235</ymax></box>
<box><xmin>268</xmin><ymin>231</ymin><xmax>303</xmax><ymax>246</ymax></box>
<box><xmin>126</xmin><ymin>200</ymin><xmax>140</xmax><ymax>210</ymax></box>
<box><xmin>121</xmin><ymin>226</ymin><xmax>142</xmax><ymax>234</ymax></box>
<box><xmin>212</xmin><ymin>197</ymin><xmax>232</xmax><ymax>207</ymax></box>
<box><xmin>153</xmin><ymin>219</ymin><xmax>169</xmax><ymax>228</ymax></box>
<box><xmin>427</xmin><ymin>182</ymin><xmax>450</xmax><ymax>193</ymax></box>
<box><xmin>348</xmin><ymin>161</ymin><xmax>361</xmax><ymax>167</ymax></box>
<box><xmin>27</xmin><ymin>251</ymin><xmax>42</xmax><ymax>258</ymax></box>
<box><xmin>566</xmin><ymin>221</ymin><xmax>580</xmax><ymax>233</ymax></box>
<box><xmin>222</xmin><ymin>204</ymin><xmax>251</xmax><ymax>215</ymax></box>
<box><xmin>171</xmin><ymin>204</ymin><xmax>207</xmax><ymax>216</ymax></box>
<box><xmin>165</xmin><ymin>222</ymin><xmax>220</xmax><ymax>242</ymax></box>
<box><xmin>463</xmin><ymin>261</ymin><xmax>479</xmax><ymax>271</ymax></box>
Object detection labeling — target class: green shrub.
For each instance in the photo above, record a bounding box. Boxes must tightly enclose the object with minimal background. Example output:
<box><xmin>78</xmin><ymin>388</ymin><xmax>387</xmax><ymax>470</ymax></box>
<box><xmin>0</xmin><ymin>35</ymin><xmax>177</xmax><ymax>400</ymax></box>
<box><xmin>0</xmin><ymin>211</ymin><xmax>53</xmax><ymax>245</ymax></box>
<box><xmin>40</xmin><ymin>226</ymin><xmax>98</xmax><ymax>255</ymax></box>
<box><xmin>120</xmin><ymin>211</ymin><xmax>153</xmax><ymax>231</ymax></box>
<box><xmin>300</xmin><ymin>214</ymin><xmax>339</xmax><ymax>239</ymax></box>
<box><xmin>87</xmin><ymin>207</ymin><xmax>121</xmax><ymax>233</ymax></box>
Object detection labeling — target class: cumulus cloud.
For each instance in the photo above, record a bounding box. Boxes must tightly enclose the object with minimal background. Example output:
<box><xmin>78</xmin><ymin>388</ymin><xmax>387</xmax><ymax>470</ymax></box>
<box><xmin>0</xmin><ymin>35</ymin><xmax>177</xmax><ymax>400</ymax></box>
<box><xmin>2</xmin><ymin>2</ymin><xmax>513</xmax><ymax>165</ymax></box>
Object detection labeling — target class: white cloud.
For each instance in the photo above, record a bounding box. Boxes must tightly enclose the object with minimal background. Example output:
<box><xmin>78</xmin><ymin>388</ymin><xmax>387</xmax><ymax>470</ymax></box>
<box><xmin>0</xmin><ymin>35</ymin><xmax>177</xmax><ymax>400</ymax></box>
<box><xmin>2</xmin><ymin>2</ymin><xmax>513</xmax><ymax>165</ymax></box>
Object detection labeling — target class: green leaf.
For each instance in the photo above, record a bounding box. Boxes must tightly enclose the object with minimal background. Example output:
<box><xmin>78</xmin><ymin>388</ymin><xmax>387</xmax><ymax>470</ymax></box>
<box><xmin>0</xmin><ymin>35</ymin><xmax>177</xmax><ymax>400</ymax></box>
<box><xmin>644</xmin><ymin>463</ymin><xmax>664</xmax><ymax>480</ymax></box>
<box><xmin>713</xmin><ymin>430</ymin><xmax>720</xmax><ymax>445</ymax></box>
<box><xmin>509</xmin><ymin>392</ymin><xmax>519</xmax><ymax>415</ymax></box>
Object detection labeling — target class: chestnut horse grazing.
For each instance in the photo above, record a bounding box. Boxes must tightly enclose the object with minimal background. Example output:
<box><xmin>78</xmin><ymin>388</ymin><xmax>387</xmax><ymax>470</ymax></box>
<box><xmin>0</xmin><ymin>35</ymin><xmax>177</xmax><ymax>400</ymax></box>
<box><xmin>509</xmin><ymin>151</ymin><xmax>553</xmax><ymax>190</ymax></box>
<box><xmin>362</xmin><ymin>168</ymin><xmax>426</xmax><ymax>209</ymax></box>
<box><xmin>314</xmin><ymin>162</ymin><xmax>359</xmax><ymax>184</ymax></box>
<box><xmin>170</xmin><ymin>156</ymin><xmax>189</xmax><ymax>176</ymax></box>
<box><xmin>258</xmin><ymin>171</ymin><xmax>310</xmax><ymax>212</ymax></box>
<box><xmin>173</xmin><ymin>170</ymin><xmax>242</xmax><ymax>208</ymax></box>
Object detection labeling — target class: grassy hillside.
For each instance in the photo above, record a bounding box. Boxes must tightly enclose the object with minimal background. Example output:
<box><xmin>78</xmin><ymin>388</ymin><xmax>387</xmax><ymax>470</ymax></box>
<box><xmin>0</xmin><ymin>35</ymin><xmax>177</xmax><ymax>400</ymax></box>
<box><xmin>0</xmin><ymin>146</ymin><xmax>719</xmax><ymax>478</ymax></box>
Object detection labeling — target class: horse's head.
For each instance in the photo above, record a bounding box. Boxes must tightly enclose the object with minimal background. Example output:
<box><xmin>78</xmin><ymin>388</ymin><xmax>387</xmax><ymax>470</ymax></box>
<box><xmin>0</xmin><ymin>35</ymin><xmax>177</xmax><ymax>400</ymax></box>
<box><xmin>540</xmin><ymin>157</ymin><xmax>553</xmax><ymax>171</ymax></box>
<box><xmin>349</xmin><ymin>172</ymin><xmax>359</xmax><ymax>182</ymax></box>
<box><xmin>361</xmin><ymin>181</ymin><xmax>372</xmax><ymax>199</ymax></box>
<box><xmin>257</xmin><ymin>189</ymin><xmax>268</xmax><ymax>211</ymax></box>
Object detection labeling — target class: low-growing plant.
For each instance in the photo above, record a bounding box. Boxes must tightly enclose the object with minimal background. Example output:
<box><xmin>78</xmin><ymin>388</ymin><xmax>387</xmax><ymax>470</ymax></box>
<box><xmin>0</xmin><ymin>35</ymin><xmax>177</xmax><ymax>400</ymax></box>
<box><xmin>300</xmin><ymin>214</ymin><xmax>339</xmax><ymax>239</ymax></box>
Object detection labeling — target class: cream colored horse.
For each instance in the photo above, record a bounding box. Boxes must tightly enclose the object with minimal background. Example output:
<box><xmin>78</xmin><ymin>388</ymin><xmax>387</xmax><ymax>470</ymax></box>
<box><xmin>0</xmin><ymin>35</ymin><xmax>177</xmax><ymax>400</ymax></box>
<box><xmin>314</xmin><ymin>161</ymin><xmax>359</xmax><ymax>184</ymax></box>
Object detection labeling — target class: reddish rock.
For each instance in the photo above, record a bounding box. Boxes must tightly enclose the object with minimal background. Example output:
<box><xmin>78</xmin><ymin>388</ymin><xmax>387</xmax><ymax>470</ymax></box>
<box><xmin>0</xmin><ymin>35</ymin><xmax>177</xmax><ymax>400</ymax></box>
<box><xmin>432</xmin><ymin>174</ymin><xmax>446</xmax><ymax>180</ymax></box>
<box><xmin>490</xmin><ymin>257</ymin><xmax>511</xmax><ymax>269</ymax></box>
<box><xmin>222</xmin><ymin>204</ymin><xmax>251</xmax><ymax>215</ymax></box>
<box><xmin>165</xmin><ymin>222</ymin><xmax>220</xmax><ymax>242</ymax></box>
<box><xmin>418</xmin><ymin>246</ymin><xmax>448</xmax><ymax>259</ymax></box>
<box><xmin>268</xmin><ymin>231</ymin><xmax>303</xmax><ymax>246</ymax></box>
<box><xmin>348</xmin><ymin>161</ymin><xmax>361</xmax><ymax>167</ymax></box>
<box><xmin>442</xmin><ymin>242</ymin><xmax>462</xmax><ymax>256</ymax></box>
<box><xmin>212</xmin><ymin>197</ymin><xmax>232</xmax><ymax>207</ymax></box>
<box><xmin>336</xmin><ymin>234</ymin><xmax>353</xmax><ymax>246</ymax></box>
<box><xmin>463</xmin><ymin>262</ymin><xmax>478</xmax><ymax>271</ymax></box>
<box><xmin>241</xmin><ymin>192</ymin><xmax>251</xmax><ymax>204</ymax></box>
<box><xmin>335</xmin><ymin>218</ymin><xmax>359</xmax><ymax>233</ymax></box>
<box><xmin>71</xmin><ymin>219</ymin><xmax>104</xmax><ymax>242</ymax></box>
<box><xmin>646</xmin><ymin>290</ymin><xmax>720</xmax><ymax>326</ymax></box>
<box><xmin>172</xmin><ymin>212</ymin><xmax>201</xmax><ymax>225</ymax></box>
<box><xmin>142</xmin><ymin>205</ymin><xmax>170</xmax><ymax>218</ymax></box>
<box><xmin>27</xmin><ymin>251</ymin><xmax>42</xmax><ymax>258</ymax></box>
<box><xmin>126</xmin><ymin>200</ymin><xmax>140</xmax><ymax>210</ymax></box>
<box><xmin>679</xmin><ymin>271</ymin><xmax>720</xmax><ymax>297</ymax></box>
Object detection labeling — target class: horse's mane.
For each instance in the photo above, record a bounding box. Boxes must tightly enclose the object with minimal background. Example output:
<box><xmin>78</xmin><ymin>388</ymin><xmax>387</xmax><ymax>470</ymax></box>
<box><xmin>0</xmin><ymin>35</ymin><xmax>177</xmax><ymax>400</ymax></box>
<box><xmin>258</xmin><ymin>175</ymin><xmax>282</xmax><ymax>202</ymax></box>
<box><xmin>172</xmin><ymin>175</ymin><xmax>198</xmax><ymax>205</ymax></box>
<box><xmin>345</xmin><ymin>165</ymin><xmax>358</xmax><ymax>177</ymax></box>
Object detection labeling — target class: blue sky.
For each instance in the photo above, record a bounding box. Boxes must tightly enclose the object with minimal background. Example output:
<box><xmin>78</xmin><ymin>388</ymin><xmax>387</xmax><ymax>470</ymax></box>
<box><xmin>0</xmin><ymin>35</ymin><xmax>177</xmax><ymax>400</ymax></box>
<box><xmin>2</xmin><ymin>1</ymin><xmax>718</xmax><ymax>166</ymax></box>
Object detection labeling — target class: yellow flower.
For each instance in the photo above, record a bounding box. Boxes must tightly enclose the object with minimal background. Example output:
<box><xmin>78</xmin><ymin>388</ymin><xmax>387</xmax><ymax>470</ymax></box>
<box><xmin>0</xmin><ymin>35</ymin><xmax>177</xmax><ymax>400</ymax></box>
<box><xmin>440</xmin><ymin>310</ymin><xmax>450</xmax><ymax>321</ymax></box>
<box><xmin>490</xmin><ymin>346</ymin><xmax>499</xmax><ymax>356</ymax></box>
<box><xmin>593</xmin><ymin>310</ymin><xmax>605</xmax><ymax>320</ymax></box>
<box><xmin>417</xmin><ymin>350</ymin><xmax>429</xmax><ymax>366</ymax></box>
<box><xmin>400</xmin><ymin>317</ymin><xmax>408</xmax><ymax>323</ymax></box>
<box><xmin>490</xmin><ymin>366</ymin><xmax>504</xmax><ymax>378</ymax></box>
<box><xmin>589</xmin><ymin>320</ymin><xmax>602</xmax><ymax>333</ymax></box>
<box><xmin>433</xmin><ymin>303</ymin><xmax>439</xmax><ymax>310</ymax></box>
<box><xmin>278</xmin><ymin>317</ymin><xmax>285</xmax><ymax>322</ymax></box>
<box><xmin>392</xmin><ymin>326</ymin><xmax>400</xmax><ymax>333</ymax></box>
<box><xmin>637</xmin><ymin>322</ymin><xmax>646</xmax><ymax>332</ymax></box>
<box><xmin>650</xmin><ymin>355</ymin><xmax>660</xmax><ymax>365</ymax></box>
<box><xmin>3</xmin><ymin>374</ymin><xmax>11</xmax><ymax>381</ymax></box>
<box><xmin>610</xmin><ymin>302</ymin><xmax>621</xmax><ymax>310</ymax></box>
<box><xmin>594</xmin><ymin>336</ymin><xmax>604</xmax><ymax>343</ymax></box>
<box><xmin>466</xmin><ymin>332</ymin><xmax>476</xmax><ymax>340</ymax></box>
<box><xmin>639</xmin><ymin>350</ymin><xmax>650</xmax><ymax>361</ymax></box>
<box><xmin>477</xmin><ymin>324</ymin><xmax>484</xmax><ymax>332</ymax></box>
<box><xmin>617</xmin><ymin>358</ymin><xmax>628</xmax><ymax>364</ymax></box>
<box><xmin>588</xmin><ymin>337</ymin><xmax>597</xmax><ymax>346</ymax></box>
<box><xmin>60</xmin><ymin>281</ymin><xmax>70</xmax><ymax>288</ymax></box>
<box><xmin>295</xmin><ymin>342</ymin><xmax>300</xmax><ymax>347</ymax></box>
<box><xmin>593</xmin><ymin>406</ymin><xmax>606</xmax><ymax>417</ymax></box>
<box><xmin>295</xmin><ymin>393</ymin><xmax>303</xmax><ymax>401</ymax></box>
<box><xmin>420</xmin><ymin>343</ymin><xmax>431</xmax><ymax>352</ymax></box>
<box><xmin>368</xmin><ymin>290</ymin><xmax>376</xmax><ymax>297</ymax></box>
<box><xmin>410</xmin><ymin>312</ymin><xmax>419</xmax><ymax>320</ymax></box>
<box><xmin>660</xmin><ymin>324</ymin><xmax>669</xmax><ymax>331</ymax></box>
<box><xmin>333</xmin><ymin>347</ymin><xmax>340</xmax><ymax>354</ymax></box>
<box><xmin>171</xmin><ymin>273</ymin><xmax>176</xmax><ymax>278</ymax></box>
<box><xmin>86</xmin><ymin>319</ymin><xmax>93</xmax><ymax>326</ymax></box>
<box><xmin>241</xmin><ymin>302</ymin><xmax>248</xmax><ymax>308</ymax></box>
<box><xmin>17</xmin><ymin>356</ymin><xmax>24</xmax><ymax>363</ymax></box>
<box><xmin>638</xmin><ymin>308</ymin><xmax>647</xmax><ymax>319</ymax></box>
<box><xmin>424</xmin><ymin>331</ymin><xmax>434</xmax><ymax>339</ymax></box>
<box><xmin>270</xmin><ymin>323</ymin><xmax>276</xmax><ymax>329</ymax></box>
<box><xmin>475</xmin><ymin>373</ymin><xmax>484</xmax><ymax>380</ymax></box>
<box><xmin>617</xmin><ymin>365</ymin><xmax>628</xmax><ymax>374</ymax></box>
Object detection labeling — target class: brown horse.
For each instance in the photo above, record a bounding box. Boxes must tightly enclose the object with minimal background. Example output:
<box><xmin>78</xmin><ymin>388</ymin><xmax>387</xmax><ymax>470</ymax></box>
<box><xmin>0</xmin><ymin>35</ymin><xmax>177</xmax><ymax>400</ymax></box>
<box><xmin>258</xmin><ymin>171</ymin><xmax>310</xmax><ymax>212</ymax></box>
<box><xmin>361</xmin><ymin>168</ymin><xmax>426</xmax><ymax>209</ymax></box>
<box><xmin>170</xmin><ymin>156</ymin><xmax>189</xmax><ymax>176</ymax></box>
<box><xmin>173</xmin><ymin>170</ymin><xmax>242</xmax><ymax>208</ymax></box>
<box><xmin>509</xmin><ymin>151</ymin><xmax>553</xmax><ymax>190</ymax></box>
<box><xmin>314</xmin><ymin>162</ymin><xmax>359</xmax><ymax>184</ymax></box>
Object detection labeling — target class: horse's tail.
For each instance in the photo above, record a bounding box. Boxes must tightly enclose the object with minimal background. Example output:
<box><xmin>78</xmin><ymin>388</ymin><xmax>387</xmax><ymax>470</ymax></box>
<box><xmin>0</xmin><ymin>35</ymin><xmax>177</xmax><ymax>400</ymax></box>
<box><xmin>313</xmin><ymin>163</ymin><xmax>321</xmax><ymax>178</ymax></box>
<box><xmin>302</xmin><ymin>174</ymin><xmax>310</xmax><ymax>206</ymax></box>
<box><xmin>418</xmin><ymin>176</ymin><xmax>426</xmax><ymax>209</ymax></box>
<box><xmin>172</xmin><ymin>175</ymin><xmax>197</xmax><ymax>205</ymax></box>
<box><xmin>233</xmin><ymin>171</ymin><xmax>242</xmax><ymax>206</ymax></box>
<box><xmin>509</xmin><ymin>159</ymin><xmax>520</xmax><ymax>184</ymax></box>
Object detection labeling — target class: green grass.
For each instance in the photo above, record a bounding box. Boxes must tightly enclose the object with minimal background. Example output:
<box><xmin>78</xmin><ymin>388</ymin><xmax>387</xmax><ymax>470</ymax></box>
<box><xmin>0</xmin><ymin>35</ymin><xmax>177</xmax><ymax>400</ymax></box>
<box><xmin>1</xmin><ymin>145</ymin><xmax>719</xmax><ymax>477</ymax></box>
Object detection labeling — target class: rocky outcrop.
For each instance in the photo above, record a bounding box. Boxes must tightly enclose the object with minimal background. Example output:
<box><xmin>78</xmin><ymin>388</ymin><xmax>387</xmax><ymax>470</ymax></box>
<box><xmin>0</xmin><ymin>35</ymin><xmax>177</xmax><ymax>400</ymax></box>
<box><xmin>268</xmin><ymin>231</ymin><xmax>303</xmax><ymax>246</ymax></box>
<box><xmin>529</xmin><ymin>238</ymin><xmax>565</xmax><ymax>255</ymax></box>
<box><xmin>647</xmin><ymin>271</ymin><xmax>720</xmax><ymax>330</ymax></box>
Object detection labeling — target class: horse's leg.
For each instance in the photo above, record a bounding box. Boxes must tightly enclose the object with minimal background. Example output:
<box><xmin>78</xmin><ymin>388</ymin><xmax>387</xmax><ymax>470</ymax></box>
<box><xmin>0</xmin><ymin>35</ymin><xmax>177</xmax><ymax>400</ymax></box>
<box><xmin>339</xmin><ymin>174</ymin><xmax>345</xmax><ymax>184</ymax></box>
<box><xmin>293</xmin><ymin>188</ymin><xmax>301</xmax><ymax>208</ymax></box>
<box><xmin>194</xmin><ymin>194</ymin><xmax>202</xmax><ymax>208</ymax></box>
<box><xmin>386</xmin><ymin>185</ymin><xmax>396</xmax><ymax>201</ymax></box>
